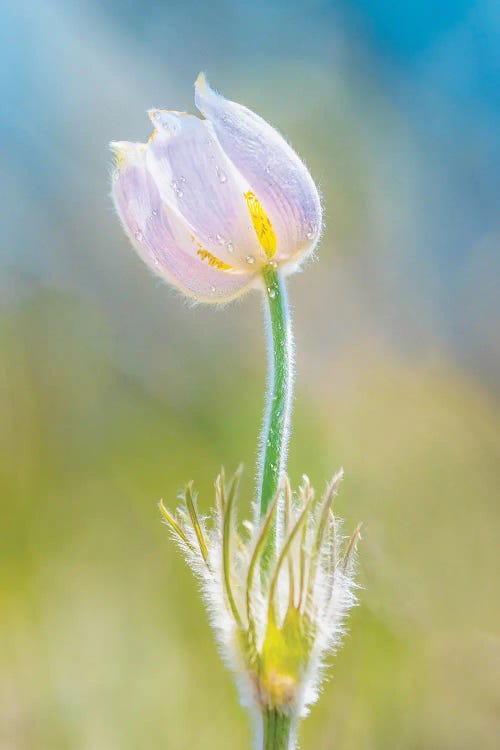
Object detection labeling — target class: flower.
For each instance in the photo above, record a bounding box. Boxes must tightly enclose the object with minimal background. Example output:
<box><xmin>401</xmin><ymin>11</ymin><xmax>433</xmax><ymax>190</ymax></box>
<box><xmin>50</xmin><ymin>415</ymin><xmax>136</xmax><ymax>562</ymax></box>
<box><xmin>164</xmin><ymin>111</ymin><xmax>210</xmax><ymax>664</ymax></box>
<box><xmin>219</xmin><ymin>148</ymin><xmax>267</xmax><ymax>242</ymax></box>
<box><xmin>159</xmin><ymin>467</ymin><xmax>360</xmax><ymax>721</ymax></box>
<box><xmin>110</xmin><ymin>74</ymin><xmax>322</xmax><ymax>303</ymax></box>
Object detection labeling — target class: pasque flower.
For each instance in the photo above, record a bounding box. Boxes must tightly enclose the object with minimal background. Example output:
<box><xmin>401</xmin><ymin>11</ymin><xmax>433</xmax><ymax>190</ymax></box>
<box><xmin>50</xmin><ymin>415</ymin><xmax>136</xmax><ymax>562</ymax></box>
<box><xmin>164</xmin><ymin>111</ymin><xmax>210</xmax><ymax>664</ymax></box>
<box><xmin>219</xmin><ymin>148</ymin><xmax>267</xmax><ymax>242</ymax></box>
<box><xmin>110</xmin><ymin>76</ymin><xmax>360</xmax><ymax>750</ymax></box>
<box><xmin>111</xmin><ymin>73</ymin><xmax>322</xmax><ymax>303</ymax></box>
<box><xmin>160</xmin><ymin>468</ymin><xmax>360</xmax><ymax>748</ymax></box>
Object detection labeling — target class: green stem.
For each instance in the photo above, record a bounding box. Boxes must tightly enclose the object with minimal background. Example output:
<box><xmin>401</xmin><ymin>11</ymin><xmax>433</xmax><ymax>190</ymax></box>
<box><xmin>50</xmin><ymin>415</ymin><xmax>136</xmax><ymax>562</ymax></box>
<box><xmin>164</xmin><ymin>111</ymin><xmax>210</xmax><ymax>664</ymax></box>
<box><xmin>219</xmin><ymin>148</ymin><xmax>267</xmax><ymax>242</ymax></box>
<box><xmin>262</xmin><ymin>709</ymin><xmax>294</xmax><ymax>750</ymax></box>
<box><xmin>259</xmin><ymin>266</ymin><xmax>294</xmax><ymax>570</ymax></box>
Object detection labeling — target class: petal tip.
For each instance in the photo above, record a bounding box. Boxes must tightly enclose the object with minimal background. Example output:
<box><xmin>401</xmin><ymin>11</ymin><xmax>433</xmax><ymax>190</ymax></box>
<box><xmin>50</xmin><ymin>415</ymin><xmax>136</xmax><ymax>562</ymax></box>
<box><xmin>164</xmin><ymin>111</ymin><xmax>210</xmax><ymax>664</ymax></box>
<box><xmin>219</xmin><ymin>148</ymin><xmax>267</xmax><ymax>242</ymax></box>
<box><xmin>109</xmin><ymin>140</ymin><xmax>143</xmax><ymax>168</ymax></box>
<box><xmin>109</xmin><ymin>140</ymin><xmax>125</xmax><ymax>156</ymax></box>
<box><xmin>194</xmin><ymin>71</ymin><xmax>217</xmax><ymax>113</ymax></box>
<box><xmin>147</xmin><ymin>108</ymin><xmax>160</xmax><ymax>125</ymax></box>
<box><xmin>195</xmin><ymin>71</ymin><xmax>207</xmax><ymax>92</ymax></box>
<box><xmin>147</xmin><ymin>109</ymin><xmax>187</xmax><ymax>137</ymax></box>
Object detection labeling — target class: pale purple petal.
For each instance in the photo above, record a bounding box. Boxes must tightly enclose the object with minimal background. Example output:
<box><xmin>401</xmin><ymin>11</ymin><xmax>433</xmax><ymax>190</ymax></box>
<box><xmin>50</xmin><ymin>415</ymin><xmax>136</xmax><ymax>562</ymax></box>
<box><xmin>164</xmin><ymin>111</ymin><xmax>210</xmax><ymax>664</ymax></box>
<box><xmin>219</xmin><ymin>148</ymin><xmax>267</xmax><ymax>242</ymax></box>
<box><xmin>145</xmin><ymin>111</ymin><xmax>267</xmax><ymax>270</ymax></box>
<box><xmin>111</xmin><ymin>143</ymin><xmax>256</xmax><ymax>303</ymax></box>
<box><xmin>195</xmin><ymin>75</ymin><xmax>322</xmax><ymax>265</ymax></box>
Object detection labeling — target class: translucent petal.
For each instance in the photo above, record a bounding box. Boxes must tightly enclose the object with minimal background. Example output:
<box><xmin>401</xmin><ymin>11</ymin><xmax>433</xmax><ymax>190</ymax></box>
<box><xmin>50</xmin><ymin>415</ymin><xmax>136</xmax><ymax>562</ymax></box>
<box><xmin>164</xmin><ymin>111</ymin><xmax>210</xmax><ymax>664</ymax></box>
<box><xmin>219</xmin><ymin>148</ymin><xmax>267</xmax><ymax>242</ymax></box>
<box><xmin>145</xmin><ymin>111</ymin><xmax>267</xmax><ymax>270</ymax></box>
<box><xmin>195</xmin><ymin>75</ymin><xmax>322</xmax><ymax>266</ymax></box>
<box><xmin>111</xmin><ymin>144</ymin><xmax>256</xmax><ymax>303</ymax></box>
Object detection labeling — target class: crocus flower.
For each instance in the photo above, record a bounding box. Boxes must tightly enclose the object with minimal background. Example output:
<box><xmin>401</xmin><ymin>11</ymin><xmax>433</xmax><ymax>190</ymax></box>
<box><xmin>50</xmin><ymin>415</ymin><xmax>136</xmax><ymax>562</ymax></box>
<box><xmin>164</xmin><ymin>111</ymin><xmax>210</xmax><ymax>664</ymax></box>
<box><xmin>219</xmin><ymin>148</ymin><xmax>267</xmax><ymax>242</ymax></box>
<box><xmin>110</xmin><ymin>74</ymin><xmax>322</xmax><ymax>303</ymax></box>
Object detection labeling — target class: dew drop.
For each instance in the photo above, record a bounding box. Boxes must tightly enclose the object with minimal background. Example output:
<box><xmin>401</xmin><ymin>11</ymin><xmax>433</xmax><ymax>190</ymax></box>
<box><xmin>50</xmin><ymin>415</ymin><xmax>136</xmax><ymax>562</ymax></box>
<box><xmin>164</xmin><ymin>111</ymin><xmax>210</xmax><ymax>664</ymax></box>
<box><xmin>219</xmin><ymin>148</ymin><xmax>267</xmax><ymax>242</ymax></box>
<box><xmin>151</xmin><ymin>208</ymin><xmax>158</xmax><ymax>217</ymax></box>
<box><xmin>210</xmin><ymin>285</ymin><xmax>216</xmax><ymax>293</ymax></box>
<box><xmin>215</xmin><ymin>233</ymin><xmax>225</xmax><ymax>245</ymax></box>
<box><xmin>134</xmin><ymin>229</ymin><xmax>143</xmax><ymax>241</ymax></box>
<box><xmin>226</xmin><ymin>242</ymin><xmax>234</xmax><ymax>253</ymax></box>
<box><xmin>306</xmin><ymin>224</ymin><xmax>316</xmax><ymax>239</ymax></box>
<box><xmin>171</xmin><ymin>179</ymin><xmax>184</xmax><ymax>198</ymax></box>
<box><xmin>246</xmin><ymin>255</ymin><xmax>255</xmax><ymax>265</ymax></box>
<box><xmin>215</xmin><ymin>165</ymin><xmax>227</xmax><ymax>183</ymax></box>
<box><xmin>267</xmin><ymin>287</ymin><xmax>276</xmax><ymax>299</ymax></box>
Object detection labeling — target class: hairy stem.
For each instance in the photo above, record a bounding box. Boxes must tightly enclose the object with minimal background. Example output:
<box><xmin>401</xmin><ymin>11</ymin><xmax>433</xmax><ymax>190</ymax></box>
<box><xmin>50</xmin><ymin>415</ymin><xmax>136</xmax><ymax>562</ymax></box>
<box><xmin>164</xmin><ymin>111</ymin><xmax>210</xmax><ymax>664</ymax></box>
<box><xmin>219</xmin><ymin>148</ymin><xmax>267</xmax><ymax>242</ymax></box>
<box><xmin>262</xmin><ymin>709</ymin><xmax>294</xmax><ymax>750</ymax></box>
<box><xmin>259</xmin><ymin>266</ymin><xmax>294</xmax><ymax>571</ymax></box>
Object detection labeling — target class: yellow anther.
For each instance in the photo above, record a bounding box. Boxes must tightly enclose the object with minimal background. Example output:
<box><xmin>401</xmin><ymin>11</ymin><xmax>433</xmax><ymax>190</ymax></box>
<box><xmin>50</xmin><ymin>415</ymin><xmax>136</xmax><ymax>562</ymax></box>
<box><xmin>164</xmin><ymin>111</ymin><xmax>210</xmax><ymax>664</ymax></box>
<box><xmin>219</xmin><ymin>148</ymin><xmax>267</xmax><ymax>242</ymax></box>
<box><xmin>197</xmin><ymin>248</ymin><xmax>232</xmax><ymax>271</ymax></box>
<box><xmin>244</xmin><ymin>191</ymin><xmax>277</xmax><ymax>258</ymax></box>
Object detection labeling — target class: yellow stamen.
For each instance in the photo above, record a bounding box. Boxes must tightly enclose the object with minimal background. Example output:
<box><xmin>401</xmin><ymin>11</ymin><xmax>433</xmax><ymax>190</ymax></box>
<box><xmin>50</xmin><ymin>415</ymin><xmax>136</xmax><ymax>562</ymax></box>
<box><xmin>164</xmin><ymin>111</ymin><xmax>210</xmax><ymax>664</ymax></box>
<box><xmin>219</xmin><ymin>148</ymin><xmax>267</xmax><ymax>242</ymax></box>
<box><xmin>197</xmin><ymin>248</ymin><xmax>232</xmax><ymax>270</ymax></box>
<box><xmin>244</xmin><ymin>191</ymin><xmax>277</xmax><ymax>258</ymax></box>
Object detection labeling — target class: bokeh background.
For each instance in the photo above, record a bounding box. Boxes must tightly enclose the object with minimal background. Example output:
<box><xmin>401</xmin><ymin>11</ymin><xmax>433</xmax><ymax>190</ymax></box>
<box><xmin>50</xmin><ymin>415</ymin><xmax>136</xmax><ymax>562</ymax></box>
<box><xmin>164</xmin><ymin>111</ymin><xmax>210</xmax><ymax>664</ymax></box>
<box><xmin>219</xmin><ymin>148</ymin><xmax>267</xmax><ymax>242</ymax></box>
<box><xmin>1</xmin><ymin>0</ymin><xmax>499</xmax><ymax>748</ymax></box>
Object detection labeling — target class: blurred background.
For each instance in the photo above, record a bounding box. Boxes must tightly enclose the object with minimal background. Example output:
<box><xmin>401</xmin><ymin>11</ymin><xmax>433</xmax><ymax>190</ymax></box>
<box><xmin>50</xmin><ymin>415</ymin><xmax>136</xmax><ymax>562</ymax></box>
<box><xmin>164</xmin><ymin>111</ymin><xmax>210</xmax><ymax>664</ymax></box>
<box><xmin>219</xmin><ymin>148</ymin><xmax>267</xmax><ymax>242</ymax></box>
<box><xmin>1</xmin><ymin>0</ymin><xmax>499</xmax><ymax>748</ymax></box>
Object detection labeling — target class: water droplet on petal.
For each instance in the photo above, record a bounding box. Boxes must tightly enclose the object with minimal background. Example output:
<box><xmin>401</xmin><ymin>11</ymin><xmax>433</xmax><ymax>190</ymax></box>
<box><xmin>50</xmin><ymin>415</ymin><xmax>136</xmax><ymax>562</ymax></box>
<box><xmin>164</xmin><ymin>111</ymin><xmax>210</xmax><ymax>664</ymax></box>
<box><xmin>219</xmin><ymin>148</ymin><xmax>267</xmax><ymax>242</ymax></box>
<box><xmin>268</xmin><ymin>287</ymin><xmax>276</xmax><ymax>299</ymax></box>
<box><xmin>215</xmin><ymin>165</ymin><xmax>227</xmax><ymax>183</ymax></box>
<box><xmin>171</xmin><ymin>179</ymin><xmax>184</xmax><ymax>198</ymax></box>
<box><xmin>134</xmin><ymin>229</ymin><xmax>143</xmax><ymax>241</ymax></box>
<box><xmin>306</xmin><ymin>224</ymin><xmax>316</xmax><ymax>239</ymax></box>
<box><xmin>151</xmin><ymin>208</ymin><xmax>158</xmax><ymax>217</ymax></box>
<box><xmin>210</xmin><ymin>285</ymin><xmax>216</xmax><ymax>293</ymax></box>
<box><xmin>215</xmin><ymin>233</ymin><xmax>225</xmax><ymax>245</ymax></box>
<box><xmin>226</xmin><ymin>242</ymin><xmax>234</xmax><ymax>253</ymax></box>
<box><xmin>246</xmin><ymin>255</ymin><xmax>255</xmax><ymax>265</ymax></box>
